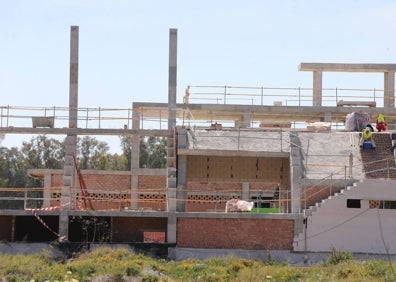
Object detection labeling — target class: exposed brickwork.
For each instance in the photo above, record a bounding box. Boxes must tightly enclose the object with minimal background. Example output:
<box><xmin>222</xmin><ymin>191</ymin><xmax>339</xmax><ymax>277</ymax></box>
<box><xmin>51</xmin><ymin>174</ymin><xmax>63</xmax><ymax>187</ymax></box>
<box><xmin>112</xmin><ymin>217</ymin><xmax>167</xmax><ymax>242</ymax></box>
<box><xmin>137</xmin><ymin>194</ymin><xmax>166</xmax><ymax>210</ymax></box>
<box><xmin>361</xmin><ymin>133</ymin><xmax>396</xmax><ymax>179</ymax></box>
<box><xmin>186</xmin><ymin>194</ymin><xmax>228</xmax><ymax>212</ymax></box>
<box><xmin>0</xmin><ymin>216</ymin><xmax>12</xmax><ymax>241</ymax></box>
<box><xmin>82</xmin><ymin>174</ymin><xmax>131</xmax><ymax>190</ymax></box>
<box><xmin>177</xmin><ymin>218</ymin><xmax>294</xmax><ymax>249</ymax></box>
<box><xmin>138</xmin><ymin>175</ymin><xmax>167</xmax><ymax>190</ymax></box>
<box><xmin>185</xmin><ymin>156</ymin><xmax>290</xmax><ymax>212</ymax></box>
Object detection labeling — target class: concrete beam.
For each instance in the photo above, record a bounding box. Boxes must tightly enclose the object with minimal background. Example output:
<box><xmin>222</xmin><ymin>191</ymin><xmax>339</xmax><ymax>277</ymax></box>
<box><xmin>299</xmin><ymin>63</ymin><xmax>396</xmax><ymax>72</ymax></box>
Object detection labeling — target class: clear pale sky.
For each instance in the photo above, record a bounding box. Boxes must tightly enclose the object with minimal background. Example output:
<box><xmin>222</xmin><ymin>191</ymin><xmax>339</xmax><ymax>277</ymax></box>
<box><xmin>1</xmin><ymin>0</ymin><xmax>395</xmax><ymax>152</ymax></box>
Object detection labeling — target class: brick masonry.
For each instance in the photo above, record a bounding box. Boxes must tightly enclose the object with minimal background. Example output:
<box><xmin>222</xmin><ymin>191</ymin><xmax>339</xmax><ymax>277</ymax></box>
<box><xmin>177</xmin><ymin>217</ymin><xmax>294</xmax><ymax>249</ymax></box>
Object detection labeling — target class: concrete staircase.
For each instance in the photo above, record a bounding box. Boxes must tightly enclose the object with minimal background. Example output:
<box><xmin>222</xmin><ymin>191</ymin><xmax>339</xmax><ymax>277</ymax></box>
<box><xmin>360</xmin><ymin>133</ymin><xmax>396</xmax><ymax>178</ymax></box>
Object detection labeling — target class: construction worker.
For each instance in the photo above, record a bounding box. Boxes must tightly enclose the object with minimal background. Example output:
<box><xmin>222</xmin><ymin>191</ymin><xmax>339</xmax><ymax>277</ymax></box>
<box><xmin>376</xmin><ymin>113</ymin><xmax>386</xmax><ymax>132</ymax></box>
<box><xmin>359</xmin><ymin>127</ymin><xmax>376</xmax><ymax>149</ymax></box>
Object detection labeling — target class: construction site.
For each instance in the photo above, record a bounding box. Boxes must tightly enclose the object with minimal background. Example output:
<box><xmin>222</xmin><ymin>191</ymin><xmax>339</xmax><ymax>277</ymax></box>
<box><xmin>1</xmin><ymin>26</ymin><xmax>396</xmax><ymax>262</ymax></box>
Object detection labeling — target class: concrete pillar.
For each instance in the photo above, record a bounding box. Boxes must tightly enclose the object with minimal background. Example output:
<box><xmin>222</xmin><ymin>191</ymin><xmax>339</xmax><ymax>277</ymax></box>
<box><xmin>167</xmin><ymin>28</ymin><xmax>177</xmax><ymax>213</ymax></box>
<box><xmin>312</xmin><ymin>70</ymin><xmax>323</xmax><ymax>107</ymax></box>
<box><xmin>58</xmin><ymin>213</ymin><xmax>69</xmax><ymax>240</ymax></box>
<box><xmin>69</xmin><ymin>26</ymin><xmax>79</xmax><ymax>129</ymax></box>
<box><xmin>176</xmin><ymin>155</ymin><xmax>187</xmax><ymax>212</ymax></box>
<box><xmin>384</xmin><ymin>71</ymin><xmax>395</xmax><ymax>108</ymax></box>
<box><xmin>323</xmin><ymin>112</ymin><xmax>332</xmax><ymax>123</ymax></box>
<box><xmin>59</xmin><ymin>26</ymin><xmax>79</xmax><ymax>239</ymax></box>
<box><xmin>131</xmin><ymin>103</ymin><xmax>140</xmax><ymax>209</ymax></box>
<box><xmin>241</xmin><ymin>182</ymin><xmax>249</xmax><ymax>201</ymax></box>
<box><xmin>235</xmin><ymin>112</ymin><xmax>251</xmax><ymax>128</ymax></box>
<box><xmin>242</xmin><ymin>112</ymin><xmax>252</xmax><ymax>128</ymax></box>
<box><xmin>42</xmin><ymin>173</ymin><xmax>52</xmax><ymax>207</ymax></box>
<box><xmin>289</xmin><ymin>133</ymin><xmax>303</xmax><ymax>214</ymax></box>
<box><xmin>167</xmin><ymin>212</ymin><xmax>177</xmax><ymax>244</ymax></box>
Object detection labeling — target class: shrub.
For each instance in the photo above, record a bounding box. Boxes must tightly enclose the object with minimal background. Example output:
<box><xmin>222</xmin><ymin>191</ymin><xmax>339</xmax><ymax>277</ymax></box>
<box><xmin>325</xmin><ymin>247</ymin><xmax>353</xmax><ymax>265</ymax></box>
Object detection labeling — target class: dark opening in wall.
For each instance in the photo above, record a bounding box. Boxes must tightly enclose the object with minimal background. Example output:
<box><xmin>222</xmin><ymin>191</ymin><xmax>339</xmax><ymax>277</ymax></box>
<box><xmin>15</xmin><ymin>216</ymin><xmax>58</xmax><ymax>242</ymax></box>
<box><xmin>69</xmin><ymin>216</ymin><xmax>111</xmax><ymax>243</ymax></box>
<box><xmin>251</xmin><ymin>196</ymin><xmax>272</xmax><ymax>208</ymax></box>
<box><xmin>347</xmin><ymin>199</ymin><xmax>361</xmax><ymax>208</ymax></box>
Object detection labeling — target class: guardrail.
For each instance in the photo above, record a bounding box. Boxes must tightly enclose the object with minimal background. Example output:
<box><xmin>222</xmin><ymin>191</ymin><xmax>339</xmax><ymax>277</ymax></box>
<box><xmin>0</xmin><ymin>106</ymin><xmax>168</xmax><ymax>130</ymax></box>
<box><xmin>185</xmin><ymin>85</ymin><xmax>388</xmax><ymax>107</ymax></box>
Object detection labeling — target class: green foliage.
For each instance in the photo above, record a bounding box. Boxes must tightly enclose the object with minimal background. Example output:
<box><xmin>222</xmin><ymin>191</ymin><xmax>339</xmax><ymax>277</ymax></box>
<box><xmin>119</xmin><ymin>135</ymin><xmax>167</xmax><ymax>170</ymax></box>
<box><xmin>265</xmin><ymin>250</ymin><xmax>278</xmax><ymax>266</ymax></box>
<box><xmin>1</xmin><ymin>247</ymin><xmax>396</xmax><ymax>281</ymax></box>
<box><xmin>70</xmin><ymin>216</ymin><xmax>111</xmax><ymax>243</ymax></box>
<box><xmin>325</xmin><ymin>247</ymin><xmax>353</xmax><ymax>265</ymax></box>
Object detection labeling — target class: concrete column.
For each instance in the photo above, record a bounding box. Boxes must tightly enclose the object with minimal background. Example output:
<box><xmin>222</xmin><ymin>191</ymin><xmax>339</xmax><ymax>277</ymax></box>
<box><xmin>323</xmin><ymin>112</ymin><xmax>332</xmax><ymax>123</ymax></box>
<box><xmin>242</xmin><ymin>182</ymin><xmax>249</xmax><ymax>201</ymax></box>
<box><xmin>42</xmin><ymin>173</ymin><xmax>52</xmax><ymax>207</ymax></box>
<box><xmin>312</xmin><ymin>70</ymin><xmax>323</xmax><ymax>107</ymax></box>
<box><xmin>167</xmin><ymin>212</ymin><xmax>177</xmax><ymax>244</ymax></box>
<box><xmin>58</xmin><ymin>213</ymin><xmax>69</xmax><ymax>240</ymax></box>
<box><xmin>59</xmin><ymin>26</ymin><xmax>79</xmax><ymax>239</ymax></box>
<box><xmin>176</xmin><ymin>155</ymin><xmax>187</xmax><ymax>212</ymax></box>
<box><xmin>131</xmin><ymin>103</ymin><xmax>140</xmax><ymax>209</ymax></box>
<box><xmin>167</xmin><ymin>28</ymin><xmax>178</xmax><ymax>213</ymax></box>
<box><xmin>289</xmin><ymin>133</ymin><xmax>303</xmax><ymax>214</ymax></box>
<box><xmin>69</xmin><ymin>26</ymin><xmax>79</xmax><ymax>129</ymax></box>
<box><xmin>384</xmin><ymin>71</ymin><xmax>395</xmax><ymax>108</ymax></box>
<box><xmin>131</xmin><ymin>103</ymin><xmax>140</xmax><ymax>169</ymax></box>
<box><xmin>235</xmin><ymin>112</ymin><xmax>251</xmax><ymax>128</ymax></box>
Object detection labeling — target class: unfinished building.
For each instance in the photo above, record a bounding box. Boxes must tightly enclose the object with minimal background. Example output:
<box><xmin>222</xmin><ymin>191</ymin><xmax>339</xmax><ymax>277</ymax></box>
<box><xmin>1</xmin><ymin>26</ymin><xmax>396</xmax><ymax>260</ymax></box>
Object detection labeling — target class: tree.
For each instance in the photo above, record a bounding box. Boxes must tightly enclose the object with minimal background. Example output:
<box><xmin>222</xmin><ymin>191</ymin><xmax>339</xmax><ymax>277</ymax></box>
<box><xmin>119</xmin><ymin>135</ymin><xmax>167</xmax><ymax>169</ymax></box>
<box><xmin>77</xmin><ymin>136</ymin><xmax>110</xmax><ymax>170</ymax></box>
<box><xmin>146</xmin><ymin>137</ymin><xmax>167</xmax><ymax>168</ymax></box>
<box><xmin>20</xmin><ymin>135</ymin><xmax>65</xmax><ymax>170</ymax></box>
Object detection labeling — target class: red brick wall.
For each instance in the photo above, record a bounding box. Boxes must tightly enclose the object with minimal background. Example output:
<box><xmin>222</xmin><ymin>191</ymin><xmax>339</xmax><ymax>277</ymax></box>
<box><xmin>0</xmin><ymin>216</ymin><xmax>12</xmax><ymax>241</ymax></box>
<box><xmin>82</xmin><ymin>174</ymin><xmax>131</xmax><ymax>190</ymax></box>
<box><xmin>47</xmin><ymin>172</ymin><xmax>168</xmax><ymax>210</ymax></box>
<box><xmin>177</xmin><ymin>218</ymin><xmax>294</xmax><ymax>249</ymax></box>
<box><xmin>137</xmin><ymin>175</ymin><xmax>166</xmax><ymax>210</ymax></box>
<box><xmin>138</xmin><ymin>175</ymin><xmax>167</xmax><ymax>190</ymax></box>
<box><xmin>112</xmin><ymin>217</ymin><xmax>167</xmax><ymax>242</ymax></box>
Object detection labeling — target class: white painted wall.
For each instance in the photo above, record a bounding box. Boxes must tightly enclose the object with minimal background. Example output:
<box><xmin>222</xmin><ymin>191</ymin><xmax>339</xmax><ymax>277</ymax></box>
<box><xmin>294</xmin><ymin>179</ymin><xmax>396</xmax><ymax>254</ymax></box>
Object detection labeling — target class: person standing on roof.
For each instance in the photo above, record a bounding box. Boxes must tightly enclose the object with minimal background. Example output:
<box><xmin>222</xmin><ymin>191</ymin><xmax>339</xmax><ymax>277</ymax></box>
<box><xmin>359</xmin><ymin>127</ymin><xmax>376</xmax><ymax>148</ymax></box>
<box><xmin>376</xmin><ymin>113</ymin><xmax>387</xmax><ymax>132</ymax></box>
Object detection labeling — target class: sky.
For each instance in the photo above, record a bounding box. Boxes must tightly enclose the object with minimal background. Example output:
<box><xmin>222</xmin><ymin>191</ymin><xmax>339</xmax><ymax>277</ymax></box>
<box><xmin>1</xmin><ymin>0</ymin><xmax>396</xmax><ymax>152</ymax></box>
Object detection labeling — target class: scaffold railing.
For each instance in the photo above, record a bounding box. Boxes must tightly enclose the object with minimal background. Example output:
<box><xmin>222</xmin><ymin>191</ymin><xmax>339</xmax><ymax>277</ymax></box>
<box><xmin>184</xmin><ymin>85</ymin><xmax>391</xmax><ymax>107</ymax></box>
<box><xmin>0</xmin><ymin>106</ymin><xmax>169</xmax><ymax>130</ymax></box>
